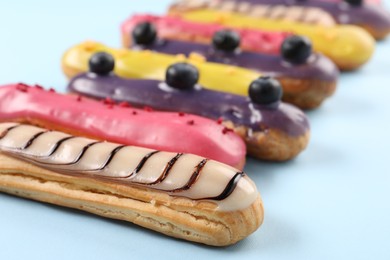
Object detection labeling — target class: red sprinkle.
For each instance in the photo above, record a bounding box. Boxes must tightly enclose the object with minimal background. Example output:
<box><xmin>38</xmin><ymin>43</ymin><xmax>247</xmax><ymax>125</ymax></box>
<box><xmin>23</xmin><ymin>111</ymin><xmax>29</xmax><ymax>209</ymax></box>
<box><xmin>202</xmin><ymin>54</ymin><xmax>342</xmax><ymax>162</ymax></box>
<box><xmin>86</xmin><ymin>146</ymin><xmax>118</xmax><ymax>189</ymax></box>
<box><xmin>144</xmin><ymin>106</ymin><xmax>153</xmax><ymax>112</ymax></box>
<box><xmin>103</xmin><ymin>97</ymin><xmax>114</xmax><ymax>105</ymax></box>
<box><xmin>16</xmin><ymin>83</ymin><xmax>29</xmax><ymax>92</ymax></box>
<box><xmin>178</xmin><ymin>112</ymin><xmax>185</xmax><ymax>117</ymax></box>
<box><xmin>222</xmin><ymin>127</ymin><xmax>234</xmax><ymax>135</ymax></box>
<box><xmin>119</xmin><ymin>101</ymin><xmax>131</xmax><ymax>108</ymax></box>
<box><xmin>217</xmin><ymin>117</ymin><xmax>223</xmax><ymax>124</ymax></box>
<box><xmin>76</xmin><ymin>95</ymin><xmax>83</xmax><ymax>102</ymax></box>
<box><xmin>34</xmin><ymin>84</ymin><xmax>44</xmax><ymax>90</ymax></box>
<box><xmin>132</xmin><ymin>111</ymin><xmax>138</xmax><ymax>115</ymax></box>
<box><xmin>187</xmin><ymin>120</ymin><xmax>195</xmax><ymax>125</ymax></box>
<box><xmin>49</xmin><ymin>88</ymin><xmax>56</xmax><ymax>93</ymax></box>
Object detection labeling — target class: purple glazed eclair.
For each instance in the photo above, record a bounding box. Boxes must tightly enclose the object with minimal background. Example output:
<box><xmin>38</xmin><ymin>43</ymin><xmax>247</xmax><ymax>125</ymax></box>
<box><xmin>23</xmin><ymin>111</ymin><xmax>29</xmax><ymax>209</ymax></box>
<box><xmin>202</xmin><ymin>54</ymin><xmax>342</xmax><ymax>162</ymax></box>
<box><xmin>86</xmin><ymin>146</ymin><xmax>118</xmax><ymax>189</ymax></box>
<box><xmin>229</xmin><ymin>0</ymin><xmax>390</xmax><ymax>40</ymax></box>
<box><xmin>127</xmin><ymin>22</ymin><xmax>339</xmax><ymax>109</ymax></box>
<box><xmin>68</xmin><ymin>52</ymin><xmax>310</xmax><ymax>161</ymax></box>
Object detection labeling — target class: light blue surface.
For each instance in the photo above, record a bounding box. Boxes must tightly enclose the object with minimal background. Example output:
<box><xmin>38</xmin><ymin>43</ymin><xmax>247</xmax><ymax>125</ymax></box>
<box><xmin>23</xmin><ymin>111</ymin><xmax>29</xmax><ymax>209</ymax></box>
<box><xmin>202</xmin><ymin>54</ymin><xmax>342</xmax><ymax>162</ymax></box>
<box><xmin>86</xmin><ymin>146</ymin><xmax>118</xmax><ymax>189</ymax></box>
<box><xmin>0</xmin><ymin>1</ymin><xmax>389</xmax><ymax>259</ymax></box>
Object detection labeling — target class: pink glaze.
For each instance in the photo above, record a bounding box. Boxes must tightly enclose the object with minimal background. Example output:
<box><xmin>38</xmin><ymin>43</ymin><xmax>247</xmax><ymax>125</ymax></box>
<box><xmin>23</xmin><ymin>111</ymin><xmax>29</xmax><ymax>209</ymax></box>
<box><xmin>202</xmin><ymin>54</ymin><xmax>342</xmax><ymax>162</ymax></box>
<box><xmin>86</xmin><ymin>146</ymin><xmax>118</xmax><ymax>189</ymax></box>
<box><xmin>0</xmin><ymin>84</ymin><xmax>246</xmax><ymax>168</ymax></box>
<box><xmin>121</xmin><ymin>14</ymin><xmax>291</xmax><ymax>55</ymax></box>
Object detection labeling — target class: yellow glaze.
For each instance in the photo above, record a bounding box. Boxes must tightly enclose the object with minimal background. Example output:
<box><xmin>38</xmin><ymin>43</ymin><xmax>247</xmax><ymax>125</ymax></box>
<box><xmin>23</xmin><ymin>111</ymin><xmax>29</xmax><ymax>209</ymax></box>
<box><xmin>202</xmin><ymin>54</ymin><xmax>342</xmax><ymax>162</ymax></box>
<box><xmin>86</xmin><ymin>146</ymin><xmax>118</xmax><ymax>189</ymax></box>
<box><xmin>171</xmin><ymin>10</ymin><xmax>376</xmax><ymax>70</ymax></box>
<box><xmin>62</xmin><ymin>41</ymin><xmax>260</xmax><ymax>96</ymax></box>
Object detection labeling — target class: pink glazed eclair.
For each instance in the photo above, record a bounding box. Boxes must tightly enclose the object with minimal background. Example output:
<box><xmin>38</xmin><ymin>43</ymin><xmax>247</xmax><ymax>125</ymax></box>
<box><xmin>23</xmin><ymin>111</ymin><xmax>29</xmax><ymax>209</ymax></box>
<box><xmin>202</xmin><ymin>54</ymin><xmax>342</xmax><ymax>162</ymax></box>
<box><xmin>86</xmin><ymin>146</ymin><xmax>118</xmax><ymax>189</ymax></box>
<box><xmin>0</xmin><ymin>84</ymin><xmax>246</xmax><ymax>169</ymax></box>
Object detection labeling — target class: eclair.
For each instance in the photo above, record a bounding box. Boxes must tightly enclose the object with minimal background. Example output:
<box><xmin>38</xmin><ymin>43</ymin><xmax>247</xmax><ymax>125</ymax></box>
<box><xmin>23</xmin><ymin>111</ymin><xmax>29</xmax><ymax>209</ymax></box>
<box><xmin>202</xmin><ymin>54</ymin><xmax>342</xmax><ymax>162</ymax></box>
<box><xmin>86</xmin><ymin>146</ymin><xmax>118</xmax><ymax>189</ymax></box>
<box><xmin>0</xmin><ymin>84</ymin><xmax>246</xmax><ymax>169</ymax></box>
<box><xmin>168</xmin><ymin>0</ymin><xmax>376</xmax><ymax>70</ymax></box>
<box><xmin>62</xmin><ymin>41</ymin><xmax>260</xmax><ymax>96</ymax></box>
<box><xmin>121</xmin><ymin>14</ymin><xmax>291</xmax><ymax>55</ymax></box>
<box><xmin>123</xmin><ymin>20</ymin><xmax>338</xmax><ymax>109</ymax></box>
<box><xmin>0</xmin><ymin>122</ymin><xmax>263</xmax><ymax>246</ymax></box>
<box><xmin>68</xmin><ymin>52</ymin><xmax>310</xmax><ymax>161</ymax></box>
<box><xmin>62</xmin><ymin>41</ymin><xmax>332</xmax><ymax>109</ymax></box>
<box><xmin>224</xmin><ymin>0</ymin><xmax>390</xmax><ymax>40</ymax></box>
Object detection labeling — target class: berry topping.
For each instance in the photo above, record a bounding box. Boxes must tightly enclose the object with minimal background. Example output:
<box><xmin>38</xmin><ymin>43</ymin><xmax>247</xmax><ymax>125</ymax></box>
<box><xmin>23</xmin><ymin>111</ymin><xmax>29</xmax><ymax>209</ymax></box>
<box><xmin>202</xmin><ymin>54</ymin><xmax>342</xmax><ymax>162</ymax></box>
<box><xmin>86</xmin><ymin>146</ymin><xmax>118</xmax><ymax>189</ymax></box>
<box><xmin>249</xmin><ymin>76</ymin><xmax>283</xmax><ymax>105</ymax></box>
<box><xmin>89</xmin><ymin>52</ymin><xmax>115</xmax><ymax>75</ymax></box>
<box><xmin>212</xmin><ymin>30</ymin><xmax>240</xmax><ymax>52</ymax></box>
<box><xmin>16</xmin><ymin>84</ymin><xmax>29</xmax><ymax>92</ymax></box>
<box><xmin>281</xmin><ymin>36</ymin><xmax>312</xmax><ymax>64</ymax></box>
<box><xmin>344</xmin><ymin>0</ymin><xmax>362</xmax><ymax>6</ymax></box>
<box><xmin>222</xmin><ymin>127</ymin><xmax>234</xmax><ymax>134</ymax></box>
<box><xmin>132</xmin><ymin>22</ymin><xmax>157</xmax><ymax>45</ymax></box>
<box><xmin>166</xmin><ymin>63</ymin><xmax>199</xmax><ymax>90</ymax></box>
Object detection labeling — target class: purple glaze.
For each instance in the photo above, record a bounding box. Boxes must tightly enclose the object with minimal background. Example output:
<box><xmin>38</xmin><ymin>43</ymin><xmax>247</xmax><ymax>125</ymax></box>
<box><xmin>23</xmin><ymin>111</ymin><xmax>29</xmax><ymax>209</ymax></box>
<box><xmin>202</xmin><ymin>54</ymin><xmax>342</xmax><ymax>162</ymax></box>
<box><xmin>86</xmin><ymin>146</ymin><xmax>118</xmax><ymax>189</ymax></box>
<box><xmin>132</xmin><ymin>39</ymin><xmax>338</xmax><ymax>82</ymax></box>
<box><xmin>68</xmin><ymin>73</ymin><xmax>310</xmax><ymax>137</ymax></box>
<box><xmin>235</xmin><ymin>0</ymin><xmax>390</xmax><ymax>32</ymax></box>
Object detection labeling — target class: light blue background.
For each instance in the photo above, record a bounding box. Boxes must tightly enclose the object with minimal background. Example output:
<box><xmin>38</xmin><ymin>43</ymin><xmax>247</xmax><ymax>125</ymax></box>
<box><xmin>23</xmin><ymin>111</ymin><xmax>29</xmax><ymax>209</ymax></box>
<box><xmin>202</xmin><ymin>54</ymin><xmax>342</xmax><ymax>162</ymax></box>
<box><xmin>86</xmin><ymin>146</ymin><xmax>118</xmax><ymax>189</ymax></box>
<box><xmin>0</xmin><ymin>1</ymin><xmax>389</xmax><ymax>259</ymax></box>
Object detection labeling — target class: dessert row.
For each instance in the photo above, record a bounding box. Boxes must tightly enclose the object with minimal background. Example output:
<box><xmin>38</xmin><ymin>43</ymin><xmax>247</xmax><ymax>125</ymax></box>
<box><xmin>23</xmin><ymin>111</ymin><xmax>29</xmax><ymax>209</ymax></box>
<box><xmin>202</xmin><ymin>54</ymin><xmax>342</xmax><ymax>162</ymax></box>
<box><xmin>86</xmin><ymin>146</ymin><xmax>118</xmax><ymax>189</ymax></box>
<box><xmin>1</xmin><ymin>0</ymin><xmax>389</xmax><ymax>247</ymax></box>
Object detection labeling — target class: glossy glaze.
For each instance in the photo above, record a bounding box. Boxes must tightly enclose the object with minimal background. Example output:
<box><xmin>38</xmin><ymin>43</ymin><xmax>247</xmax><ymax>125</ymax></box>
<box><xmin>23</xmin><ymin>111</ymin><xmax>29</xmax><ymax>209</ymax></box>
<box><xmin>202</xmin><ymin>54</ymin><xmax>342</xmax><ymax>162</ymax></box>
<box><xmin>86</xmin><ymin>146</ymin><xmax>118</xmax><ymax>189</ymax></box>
<box><xmin>238</xmin><ymin>0</ymin><xmax>390</xmax><ymax>33</ymax></box>
<box><xmin>131</xmin><ymin>36</ymin><xmax>338</xmax><ymax>82</ymax></box>
<box><xmin>68</xmin><ymin>73</ymin><xmax>310</xmax><ymax>137</ymax></box>
<box><xmin>62</xmin><ymin>41</ymin><xmax>261</xmax><ymax>96</ymax></box>
<box><xmin>0</xmin><ymin>123</ymin><xmax>258</xmax><ymax>211</ymax></box>
<box><xmin>121</xmin><ymin>14</ymin><xmax>290</xmax><ymax>55</ymax></box>
<box><xmin>0</xmin><ymin>84</ymin><xmax>246</xmax><ymax>168</ymax></box>
<box><xmin>169</xmin><ymin>8</ymin><xmax>376</xmax><ymax>69</ymax></box>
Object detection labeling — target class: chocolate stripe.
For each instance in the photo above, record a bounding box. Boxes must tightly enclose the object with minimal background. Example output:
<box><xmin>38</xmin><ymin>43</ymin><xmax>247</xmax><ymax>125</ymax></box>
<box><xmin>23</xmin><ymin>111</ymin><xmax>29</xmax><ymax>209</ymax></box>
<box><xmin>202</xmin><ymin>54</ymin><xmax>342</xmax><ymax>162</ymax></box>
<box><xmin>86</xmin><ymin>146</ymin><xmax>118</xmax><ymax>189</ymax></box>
<box><xmin>171</xmin><ymin>159</ymin><xmax>208</xmax><ymax>192</ymax></box>
<box><xmin>37</xmin><ymin>141</ymin><xmax>101</xmax><ymax>166</ymax></box>
<box><xmin>69</xmin><ymin>145</ymin><xmax>127</xmax><ymax>173</ymax></box>
<box><xmin>206</xmin><ymin>172</ymin><xmax>246</xmax><ymax>201</ymax></box>
<box><xmin>0</xmin><ymin>124</ymin><xmax>21</xmax><ymax>140</ymax></box>
<box><xmin>147</xmin><ymin>153</ymin><xmax>183</xmax><ymax>185</ymax></box>
<box><xmin>123</xmin><ymin>150</ymin><xmax>160</xmax><ymax>178</ymax></box>
<box><xmin>21</xmin><ymin>130</ymin><xmax>50</xmax><ymax>150</ymax></box>
<box><xmin>47</xmin><ymin>136</ymin><xmax>76</xmax><ymax>156</ymax></box>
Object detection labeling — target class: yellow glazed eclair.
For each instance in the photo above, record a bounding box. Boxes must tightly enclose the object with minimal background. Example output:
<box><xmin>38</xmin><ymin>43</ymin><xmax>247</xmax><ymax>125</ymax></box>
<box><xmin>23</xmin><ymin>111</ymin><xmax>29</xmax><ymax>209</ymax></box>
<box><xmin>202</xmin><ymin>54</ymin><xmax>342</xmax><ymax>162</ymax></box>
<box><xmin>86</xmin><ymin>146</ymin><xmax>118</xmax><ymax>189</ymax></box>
<box><xmin>0</xmin><ymin>122</ymin><xmax>263</xmax><ymax>246</ymax></box>
<box><xmin>62</xmin><ymin>41</ymin><xmax>335</xmax><ymax>109</ymax></box>
<box><xmin>169</xmin><ymin>0</ymin><xmax>376</xmax><ymax>70</ymax></box>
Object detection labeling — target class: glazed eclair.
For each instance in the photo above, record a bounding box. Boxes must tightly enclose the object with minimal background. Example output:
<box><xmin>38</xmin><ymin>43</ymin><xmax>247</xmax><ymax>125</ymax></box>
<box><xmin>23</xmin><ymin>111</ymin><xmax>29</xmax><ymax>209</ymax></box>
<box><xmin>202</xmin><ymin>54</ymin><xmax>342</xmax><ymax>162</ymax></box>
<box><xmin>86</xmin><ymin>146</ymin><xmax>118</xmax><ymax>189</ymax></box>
<box><xmin>63</xmin><ymin>41</ymin><xmax>333</xmax><ymax>109</ymax></box>
<box><xmin>68</xmin><ymin>53</ymin><xmax>310</xmax><ymax>161</ymax></box>
<box><xmin>123</xmin><ymin>21</ymin><xmax>338</xmax><ymax>109</ymax></box>
<box><xmin>227</xmin><ymin>0</ymin><xmax>390</xmax><ymax>40</ymax></box>
<box><xmin>121</xmin><ymin>14</ymin><xmax>291</xmax><ymax>55</ymax></box>
<box><xmin>0</xmin><ymin>84</ymin><xmax>246</xmax><ymax>169</ymax></box>
<box><xmin>168</xmin><ymin>0</ymin><xmax>376</xmax><ymax>70</ymax></box>
<box><xmin>0</xmin><ymin>122</ymin><xmax>263</xmax><ymax>246</ymax></box>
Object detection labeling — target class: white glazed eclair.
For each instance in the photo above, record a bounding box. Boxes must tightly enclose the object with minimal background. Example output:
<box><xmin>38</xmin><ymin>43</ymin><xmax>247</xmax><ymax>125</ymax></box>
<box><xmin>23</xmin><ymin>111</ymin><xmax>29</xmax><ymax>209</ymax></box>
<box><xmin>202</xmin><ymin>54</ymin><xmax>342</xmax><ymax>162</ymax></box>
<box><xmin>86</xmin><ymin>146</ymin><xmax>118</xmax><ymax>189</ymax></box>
<box><xmin>0</xmin><ymin>122</ymin><xmax>263</xmax><ymax>246</ymax></box>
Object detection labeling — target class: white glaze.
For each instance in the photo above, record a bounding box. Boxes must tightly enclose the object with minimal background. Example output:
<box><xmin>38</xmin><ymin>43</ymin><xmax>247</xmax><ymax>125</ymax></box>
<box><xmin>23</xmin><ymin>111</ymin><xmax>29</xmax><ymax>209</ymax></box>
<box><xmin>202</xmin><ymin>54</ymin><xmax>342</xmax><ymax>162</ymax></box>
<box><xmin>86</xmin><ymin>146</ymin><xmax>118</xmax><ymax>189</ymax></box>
<box><xmin>0</xmin><ymin>123</ymin><xmax>259</xmax><ymax>211</ymax></box>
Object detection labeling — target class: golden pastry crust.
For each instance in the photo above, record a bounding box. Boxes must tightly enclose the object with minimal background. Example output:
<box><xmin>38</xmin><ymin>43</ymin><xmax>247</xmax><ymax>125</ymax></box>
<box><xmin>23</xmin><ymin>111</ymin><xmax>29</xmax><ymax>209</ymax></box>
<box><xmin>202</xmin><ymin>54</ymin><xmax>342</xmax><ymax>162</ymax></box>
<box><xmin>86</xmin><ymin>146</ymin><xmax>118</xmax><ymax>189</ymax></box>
<box><xmin>0</xmin><ymin>154</ymin><xmax>263</xmax><ymax>246</ymax></box>
<box><xmin>277</xmin><ymin>77</ymin><xmax>337</xmax><ymax>109</ymax></box>
<box><xmin>224</xmin><ymin>122</ymin><xmax>310</xmax><ymax>161</ymax></box>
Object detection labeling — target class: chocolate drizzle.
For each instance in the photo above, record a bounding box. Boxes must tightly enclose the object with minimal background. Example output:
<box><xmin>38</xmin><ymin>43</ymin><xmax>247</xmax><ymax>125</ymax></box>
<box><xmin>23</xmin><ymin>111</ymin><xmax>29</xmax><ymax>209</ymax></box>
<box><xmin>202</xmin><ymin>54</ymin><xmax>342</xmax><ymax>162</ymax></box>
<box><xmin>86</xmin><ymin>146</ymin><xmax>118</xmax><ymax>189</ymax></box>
<box><xmin>0</xmin><ymin>125</ymin><xmax>20</xmax><ymax>140</ymax></box>
<box><xmin>172</xmin><ymin>159</ymin><xmax>208</xmax><ymax>192</ymax></box>
<box><xmin>47</xmin><ymin>136</ymin><xmax>76</xmax><ymax>156</ymax></box>
<box><xmin>147</xmin><ymin>153</ymin><xmax>183</xmax><ymax>185</ymax></box>
<box><xmin>21</xmin><ymin>130</ymin><xmax>50</xmax><ymax>150</ymax></box>
<box><xmin>131</xmin><ymin>150</ymin><xmax>160</xmax><ymax>177</ymax></box>
<box><xmin>207</xmin><ymin>171</ymin><xmax>246</xmax><ymax>201</ymax></box>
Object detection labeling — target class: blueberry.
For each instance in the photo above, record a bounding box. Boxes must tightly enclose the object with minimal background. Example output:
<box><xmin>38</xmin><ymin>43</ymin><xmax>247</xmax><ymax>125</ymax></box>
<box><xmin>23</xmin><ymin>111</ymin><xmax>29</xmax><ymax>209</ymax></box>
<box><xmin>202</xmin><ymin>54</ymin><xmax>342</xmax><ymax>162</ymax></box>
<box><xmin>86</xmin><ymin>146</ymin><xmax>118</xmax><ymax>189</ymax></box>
<box><xmin>281</xmin><ymin>35</ymin><xmax>312</xmax><ymax>64</ymax></box>
<box><xmin>344</xmin><ymin>0</ymin><xmax>362</xmax><ymax>6</ymax></box>
<box><xmin>249</xmin><ymin>76</ymin><xmax>283</xmax><ymax>105</ymax></box>
<box><xmin>132</xmin><ymin>22</ymin><xmax>157</xmax><ymax>45</ymax></box>
<box><xmin>88</xmin><ymin>52</ymin><xmax>115</xmax><ymax>75</ymax></box>
<box><xmin>212</xmin><ymin>30</ymin><xmax>240</xmax><ymax>52</ymax></box>
<box><xmin>166</xmin><ymin>63</ymin><xmax>199</xmax><ymax>90</ymax></box>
